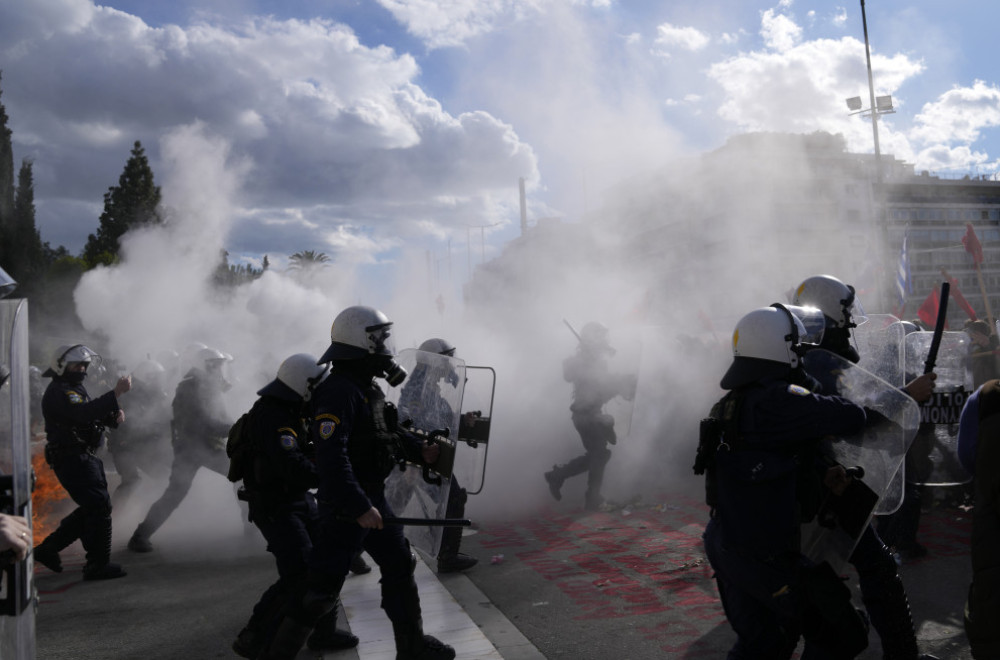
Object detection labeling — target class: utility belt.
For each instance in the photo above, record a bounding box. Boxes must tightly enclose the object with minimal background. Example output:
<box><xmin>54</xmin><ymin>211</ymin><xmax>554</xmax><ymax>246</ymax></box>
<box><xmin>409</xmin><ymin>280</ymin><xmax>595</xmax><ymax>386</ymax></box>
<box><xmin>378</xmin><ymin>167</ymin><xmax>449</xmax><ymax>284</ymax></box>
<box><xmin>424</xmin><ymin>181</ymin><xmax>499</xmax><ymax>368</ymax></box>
<box><xmin>44</xmin><ymin>441</ymin><xmax>97</xmax><ymax>467</ymax></box>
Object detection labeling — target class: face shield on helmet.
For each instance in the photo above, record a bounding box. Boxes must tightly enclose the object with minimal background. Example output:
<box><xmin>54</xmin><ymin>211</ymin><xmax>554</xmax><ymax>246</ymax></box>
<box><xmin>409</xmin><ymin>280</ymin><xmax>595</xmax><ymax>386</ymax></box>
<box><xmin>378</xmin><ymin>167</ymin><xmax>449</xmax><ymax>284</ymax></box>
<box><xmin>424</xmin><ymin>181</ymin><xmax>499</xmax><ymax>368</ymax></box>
<box><xmin>43</xmin><ymin>344</ymin><xmax>103</xmax><ymax>378</ymax></box>
<box><xmin>418</xmin><ymin>338</ymin><xmax>460</xmax><ymax>387</ymax></box>
<box><xmin>418</xmin><ymin>338</ymin><xmax>456</xmax><ymax>357</ymax></box>
<box><xmin>720</xmin><ymin>305</ymin><xmax>809</xmax><ymax>390</ymax></box>
<box><xmin>793</xmin><ymin>274</ymin><xmax>867</xmax><ymax>329</ymax></box>
<box><xmin>319</xmin><ymin>306</ymin><xmax>407</xmax><ymax>386</ymax></box>
<box><xmin>258</xmin><ymin>353</ymin><xmax>329</xmax><ymax>403</ymax></box>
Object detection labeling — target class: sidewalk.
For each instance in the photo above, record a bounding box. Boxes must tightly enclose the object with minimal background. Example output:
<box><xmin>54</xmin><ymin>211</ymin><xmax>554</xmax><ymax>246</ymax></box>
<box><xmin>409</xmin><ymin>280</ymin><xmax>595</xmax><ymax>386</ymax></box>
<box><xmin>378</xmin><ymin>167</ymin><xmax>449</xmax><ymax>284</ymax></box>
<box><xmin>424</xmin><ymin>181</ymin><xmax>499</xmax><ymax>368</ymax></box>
<box><xmin>33</xmin><ymin>529</ymin><xmax>542</xmax><ymax>660</ymax></box>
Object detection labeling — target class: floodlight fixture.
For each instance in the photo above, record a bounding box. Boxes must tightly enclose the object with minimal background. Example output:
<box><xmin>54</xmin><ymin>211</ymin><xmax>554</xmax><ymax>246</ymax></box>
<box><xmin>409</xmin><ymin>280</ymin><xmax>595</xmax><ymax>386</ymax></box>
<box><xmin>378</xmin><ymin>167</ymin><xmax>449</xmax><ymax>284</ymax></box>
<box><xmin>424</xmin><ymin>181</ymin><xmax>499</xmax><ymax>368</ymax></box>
<box><xmin>0</xmin><ymin>265</ymin><xmax>16</xmax><ymax>299</ymax></box>
<box><xmin>846</xmin><ymin>96</ymin><xmax>863</xmax><ymax>111</ymax></box>
<box><xmin>876</xmin><ymin>95</ymin><xmax>894</xmax><ymax>112</ymax></box>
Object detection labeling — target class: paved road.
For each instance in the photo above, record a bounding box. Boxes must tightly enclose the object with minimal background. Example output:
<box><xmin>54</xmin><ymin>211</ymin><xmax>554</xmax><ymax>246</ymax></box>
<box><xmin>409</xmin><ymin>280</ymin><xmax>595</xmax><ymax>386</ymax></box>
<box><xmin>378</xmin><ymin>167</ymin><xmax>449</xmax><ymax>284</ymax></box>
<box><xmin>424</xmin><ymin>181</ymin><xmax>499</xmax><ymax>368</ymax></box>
<box><xmin>32</xmin><ymin>472</ymin><xmax>974</xmax><ymax>659</ymax></box>
<box><xmin>457</xmin><ymin>478</ymin><xmax>974</xmax><ymax>659</ymax></box>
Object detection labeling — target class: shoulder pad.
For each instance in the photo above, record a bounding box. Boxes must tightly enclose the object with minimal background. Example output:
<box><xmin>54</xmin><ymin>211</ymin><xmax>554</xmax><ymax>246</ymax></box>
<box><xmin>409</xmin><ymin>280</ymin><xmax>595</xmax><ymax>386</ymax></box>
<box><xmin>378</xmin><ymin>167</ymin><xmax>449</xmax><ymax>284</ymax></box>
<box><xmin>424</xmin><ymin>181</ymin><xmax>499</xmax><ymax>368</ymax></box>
<box><xmin>786</xmin><ymin>384</ymin><xmax>811</xmax><ymax>396</ymax></box>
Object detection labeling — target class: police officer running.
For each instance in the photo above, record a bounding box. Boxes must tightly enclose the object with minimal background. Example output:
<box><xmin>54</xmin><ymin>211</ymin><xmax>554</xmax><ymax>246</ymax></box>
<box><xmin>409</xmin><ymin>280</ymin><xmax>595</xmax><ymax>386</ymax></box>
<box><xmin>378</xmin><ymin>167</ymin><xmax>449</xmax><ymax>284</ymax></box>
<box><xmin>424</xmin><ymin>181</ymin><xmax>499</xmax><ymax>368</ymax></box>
<box><xmin>128</xmin><ymin>347</ymin><xmax>234</xmax><ymax>552</ymax></box>
<box><xmin>698</xmin><ymin>305</ymin><xmax>870</xmax><ymax>658</ymax></box>
<box><xmin>545</xmin><ymin>322</ymin><xmax>636</xmax><ymax>511</ymax></box>
<box><xmin>259</xmin><ymin>306</ymin><xmax>455</xmax><ymax>660</ymax></box>
<box><xmin>231</xmin><ymin>354</ymin><xmax>357</xmax><ymax>658</ymax></box>
<box><xmin>33</xmin><ymin>344</ymin><xmax>132</xmax><ymax>580</ymax></box>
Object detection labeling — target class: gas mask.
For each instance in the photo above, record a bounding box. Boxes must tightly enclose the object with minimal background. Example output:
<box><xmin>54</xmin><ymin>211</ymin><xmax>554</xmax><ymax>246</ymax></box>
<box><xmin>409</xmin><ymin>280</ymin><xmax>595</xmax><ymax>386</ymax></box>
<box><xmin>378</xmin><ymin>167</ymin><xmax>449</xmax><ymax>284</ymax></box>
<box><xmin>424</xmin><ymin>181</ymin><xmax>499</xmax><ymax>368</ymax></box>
<box><xmin>375</xmin><ymin>355</ymin><xmax>407</xmax><ymax>387</ymax></box>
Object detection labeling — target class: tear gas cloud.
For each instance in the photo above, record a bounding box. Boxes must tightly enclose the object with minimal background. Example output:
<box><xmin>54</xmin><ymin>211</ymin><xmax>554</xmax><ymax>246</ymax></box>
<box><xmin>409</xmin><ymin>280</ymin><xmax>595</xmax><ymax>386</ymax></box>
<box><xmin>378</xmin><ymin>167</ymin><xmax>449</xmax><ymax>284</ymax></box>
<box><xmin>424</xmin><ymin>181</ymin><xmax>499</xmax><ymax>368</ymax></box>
<box><xmin>62</xmin><ymin>27</ymin><xmax>878</xmax><ymax>543</ymax></box>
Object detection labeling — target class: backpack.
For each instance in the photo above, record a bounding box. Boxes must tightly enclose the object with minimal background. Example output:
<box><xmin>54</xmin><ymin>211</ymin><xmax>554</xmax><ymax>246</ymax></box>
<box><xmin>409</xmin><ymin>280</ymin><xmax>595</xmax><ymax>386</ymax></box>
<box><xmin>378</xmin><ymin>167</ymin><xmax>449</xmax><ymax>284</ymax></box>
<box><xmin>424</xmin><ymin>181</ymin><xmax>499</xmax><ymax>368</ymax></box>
<box><xmin>225</xmin><ymin>411</ymin><xmax>252</xmax><ymax>482</ymax></box>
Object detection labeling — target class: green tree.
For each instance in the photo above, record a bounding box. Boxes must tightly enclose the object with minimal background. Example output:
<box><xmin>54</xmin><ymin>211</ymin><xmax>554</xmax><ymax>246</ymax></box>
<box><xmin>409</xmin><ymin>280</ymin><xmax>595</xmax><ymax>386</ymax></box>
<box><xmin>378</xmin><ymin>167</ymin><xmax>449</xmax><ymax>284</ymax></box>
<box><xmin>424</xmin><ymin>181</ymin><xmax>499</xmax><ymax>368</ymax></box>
<box><xmin>0</xmin><ymin>71</ymin><xmax>16</xmax><ymax>269</ymax></box>
<box><xmin>82</xmin><ymin>140</ymin><xmax>163</xmax><ymax>267</ymax></box>
<box><xmin>6</xmin><ymin>159</ymin><xmax>45</xmax><ymax>293</ymax></box>
<box><xmin>288</xmin><ymin>250</ymin><xmax>331</xmax><ymax>270</ymax></box>
<box><xmin>212</xmin><ymin>249</ymin><xmax>263</xmax><ymax>289</ymax></box>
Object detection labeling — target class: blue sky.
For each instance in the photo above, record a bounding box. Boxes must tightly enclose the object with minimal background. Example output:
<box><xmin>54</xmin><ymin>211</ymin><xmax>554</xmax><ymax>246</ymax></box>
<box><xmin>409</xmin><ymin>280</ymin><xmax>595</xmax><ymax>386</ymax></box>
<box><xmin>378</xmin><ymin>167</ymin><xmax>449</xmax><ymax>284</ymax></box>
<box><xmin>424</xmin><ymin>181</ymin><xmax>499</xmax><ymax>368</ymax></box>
<box><xmin>4</xmin><ymin>0</ymin><xmax>1000</xmax><ymax>287</ymax></box>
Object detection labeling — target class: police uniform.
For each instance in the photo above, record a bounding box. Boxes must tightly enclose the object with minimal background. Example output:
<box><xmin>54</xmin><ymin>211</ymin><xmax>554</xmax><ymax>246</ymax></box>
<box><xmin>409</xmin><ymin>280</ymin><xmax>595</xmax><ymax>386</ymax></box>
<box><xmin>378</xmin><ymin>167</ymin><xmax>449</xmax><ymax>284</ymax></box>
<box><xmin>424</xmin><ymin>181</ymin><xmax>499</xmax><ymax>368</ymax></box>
<box><xmin>546</xmin><ymin>343</ymin><xmax>633</xmax><ymax>510</ymax></box>
<box><xmin>260</xmin><ymin>364</ymin><xmax>453</xmax><ymax>660</ymax></box>
<box><xmin>702</xmin><ymin>377</ymin><xmax>868</xmax><ymax>658</ymax></box>
<box><xmin>129</xmin><ymin>368</ymin><xmax>233</xmax><ymax>550</ymax></box>
<box><xmin>804</xmin><ymin>348</ymin><xmax>935</xmax><ymax>660</ymax></box>
<box><xmin>34</xmin><ymin>372</ymin><xmax>124</xmax><ymax>579</ymax></box>
<box><xmin>233</xmin><ymin>392</ymin><xmax>356</xmax><ymax>658</ymax></box>
<box><xmin>397</xmin><ymin>362</ymin><xmax>474</xmax><ymax>572</ymax></box>
<box><xmin>107</xmin><ymin>377</ymin><xmax>171</xmax><ymax>504</ymax></box>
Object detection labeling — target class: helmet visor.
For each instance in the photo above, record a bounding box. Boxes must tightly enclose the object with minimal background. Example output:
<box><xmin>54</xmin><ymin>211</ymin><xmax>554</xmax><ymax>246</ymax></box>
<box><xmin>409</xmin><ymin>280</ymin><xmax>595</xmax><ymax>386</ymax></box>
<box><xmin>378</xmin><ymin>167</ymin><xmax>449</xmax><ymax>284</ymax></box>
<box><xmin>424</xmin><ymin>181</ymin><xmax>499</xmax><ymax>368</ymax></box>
<box><xmin>62</xmin><ymin>345</ymin><xmax>103</xmax><ymax>370</ymax></box>
<box><xmin>784</xmin><ymin>305</ymin><xmax>826</xmax><ymax>347</ymax></box>
<box><xmin>366</xmin><ymin>322</ymin><xmax>396</xmax><ymax>356</ymax></box>
<box><xmin>845</xmin><ymin>285</ymin><xmax>867</xmax><ymax>327</ymax></box>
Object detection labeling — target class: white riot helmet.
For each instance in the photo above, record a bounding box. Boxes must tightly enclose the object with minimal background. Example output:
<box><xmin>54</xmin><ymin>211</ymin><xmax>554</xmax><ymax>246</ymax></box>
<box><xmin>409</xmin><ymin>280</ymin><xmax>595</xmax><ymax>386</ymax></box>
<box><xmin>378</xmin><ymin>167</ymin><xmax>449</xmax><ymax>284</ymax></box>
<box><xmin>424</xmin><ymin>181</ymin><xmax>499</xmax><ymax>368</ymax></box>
<box><xmin>198</xmin><ymin>347</ymin><xmax>228</xmax><ymax>370</ymax></box>
<box><xmin>258</xmin><ymin>353</ymin><xmax>329</xmax><ymax>402</ymax></box>
<box><xmin>720</xmin><ymin>305</ymin><xmax>813</xmax><ymax>390</ymax></box>
<box><xmin>319</xmin><ymin>306</ymin><xmax>407</xmax><ymax>386</ymax></box>
<box><xmin>132</xmin><ymin>359</ymin><xmax>166</xmax><ymax>383</ymax></box>
<box><xmin>793</xmin><ymin>274</ymin><xmax>866</xmax><ymax>329</ymax></box>
<box><xmin>43</xmin><ymin>344</ymin><xmax>102</xmax><ymax>377</ymax></box>
<box><xmin>418</xmin><ymin>338</ymin><xmax>456</xmax><ymax>357</ymax></box>
<box><xmin>418</xmin><ymin>337</ymin><xmax>460</xmax><ymax>387</ymax></box>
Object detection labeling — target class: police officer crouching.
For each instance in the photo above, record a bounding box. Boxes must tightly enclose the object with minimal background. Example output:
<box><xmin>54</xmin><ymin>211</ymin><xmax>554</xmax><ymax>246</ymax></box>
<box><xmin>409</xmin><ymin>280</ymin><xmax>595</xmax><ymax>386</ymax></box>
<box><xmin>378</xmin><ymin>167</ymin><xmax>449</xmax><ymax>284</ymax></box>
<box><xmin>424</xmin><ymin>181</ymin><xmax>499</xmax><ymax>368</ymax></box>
<box><xmin>259</xmin><ymin>306</ymin><xmax>455</xmax><ymax>660</ymax></box>
<box><xmin>33</xmin><ymin>344</ymin><xmax>132</xmax><ymax>580</ymax></box>
<box><xmin>697</xmin><ymin>306</ymin><xmax>870</xmax><ymax>657</ymax></box>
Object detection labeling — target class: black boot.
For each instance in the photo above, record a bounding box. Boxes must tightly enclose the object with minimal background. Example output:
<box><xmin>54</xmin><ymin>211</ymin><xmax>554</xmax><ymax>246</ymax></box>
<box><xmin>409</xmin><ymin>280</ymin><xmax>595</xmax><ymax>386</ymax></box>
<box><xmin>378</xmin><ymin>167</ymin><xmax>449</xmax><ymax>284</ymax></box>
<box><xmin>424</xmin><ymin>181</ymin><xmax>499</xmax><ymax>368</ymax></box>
<box><xmin>307</xmin><ymin>605</ymin><xmax>359</xmax><ymax>651</ymax></box>
<box><xmin>127</xmin><ymin>522</ymin><xmax>154</xmax><ymax>553</ymax></box>
<box><xmin>394</xmin><ymin>622</ymin><xmax>455</xmax><ymax>660</ymax></box>
<box><xmin>258</xmin><ymin>616</ymin><xmax>313</xmax><ymax>660</ymax></box>
<box><xmin>81</xmin><ymin>514</ymin><xmax>126</xmax><ymax>581</ymax></box>
<box><xmin>544</xmin><ymin>466</ymin><xmax>564</xmax><ymax>501</ymax></box>
<box><xmin>437</xmin><ymin>523</ymin><xmax>477</xmax><ymax>573</ymax></box>
<box><xmin>34</xmin><ymin>508</ymin><xmax>87</xmax><ymax>573</ymax></box>
<box><xmin>231</xmin><ymin>626</ymin><xmax>262</xmax><ymax>659</ymax></box>
<box><xmin>350</xmin><ymin>552</ymin><xmax>372</xmax><ymax>575</ymax></box>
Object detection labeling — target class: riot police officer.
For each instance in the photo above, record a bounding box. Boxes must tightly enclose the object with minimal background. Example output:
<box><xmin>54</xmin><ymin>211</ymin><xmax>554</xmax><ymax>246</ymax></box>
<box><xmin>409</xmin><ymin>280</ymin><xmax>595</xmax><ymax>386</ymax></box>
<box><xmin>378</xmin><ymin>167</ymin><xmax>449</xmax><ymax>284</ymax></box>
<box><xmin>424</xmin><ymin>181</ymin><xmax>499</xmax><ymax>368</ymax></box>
<box><xmin>33</xmin><ymin>344</ymin><xmax>132</xmax><ymax>580</ymax></box>
<box><xmin>699</xmin><ymin>305</ymin><xmax>869</xmax><ymax>658</ymax></box>
<box><xmin>231</xmin><ymin>354</ymin><xmax>357</xmax><ymax>658</ymax></box>
<box><xmin>398</xmin><ymin>337</ymin><xmax>477</xmax><ymax>573</ymax></box>
<box><xmin>128</xmin><ymin>347</ymin><xmax>234</xmax><ymax>552</ymax></box>
<box><xmin>793</xmin><ymin>274</ymin><xmax>939</xmax><ymax>660</ymax></box>
<box><xmin>107</xmin><ymin>358</ymin><xmax>172</xmax><ymax>505</ymax></box>
<box><xmin>260</xmin><ymin>306</ymin><xmax>455</xmax><ymax>660</ymax></box>
<box><xmin>545</xmin><ymin>322</ymin><xmax>636</xmax><ymax>511</ymax></box>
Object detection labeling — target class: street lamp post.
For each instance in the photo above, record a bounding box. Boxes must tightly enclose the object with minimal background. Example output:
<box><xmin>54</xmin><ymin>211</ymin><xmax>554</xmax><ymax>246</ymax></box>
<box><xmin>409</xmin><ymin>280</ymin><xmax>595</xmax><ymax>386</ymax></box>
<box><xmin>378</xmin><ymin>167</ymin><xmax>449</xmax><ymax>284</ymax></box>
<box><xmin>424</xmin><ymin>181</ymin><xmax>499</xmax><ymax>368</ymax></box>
<box><xmin>845</xmin><ymin>0</ymin><xmax>896</xmax><ymax>313</ymax></box>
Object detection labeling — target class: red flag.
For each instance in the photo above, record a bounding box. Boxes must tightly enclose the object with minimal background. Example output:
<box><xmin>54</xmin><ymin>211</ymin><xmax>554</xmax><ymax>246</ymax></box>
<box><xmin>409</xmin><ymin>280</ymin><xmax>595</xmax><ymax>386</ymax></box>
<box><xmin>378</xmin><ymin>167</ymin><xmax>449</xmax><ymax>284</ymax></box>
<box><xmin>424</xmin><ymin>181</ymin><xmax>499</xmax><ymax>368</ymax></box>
<box><xmin>962</xmin><ymin>223</ymin><xmax>984</xmax><ymax>265</ymax></box>
<box><xmin>917</xmin><ymin>288</ymin><xmax>940</xmax><ymax>328</ymax></box>
<box><xmin>940</xmin><ymin>269</ymin><xmax>978</xmax><ymax>321</ymax></box>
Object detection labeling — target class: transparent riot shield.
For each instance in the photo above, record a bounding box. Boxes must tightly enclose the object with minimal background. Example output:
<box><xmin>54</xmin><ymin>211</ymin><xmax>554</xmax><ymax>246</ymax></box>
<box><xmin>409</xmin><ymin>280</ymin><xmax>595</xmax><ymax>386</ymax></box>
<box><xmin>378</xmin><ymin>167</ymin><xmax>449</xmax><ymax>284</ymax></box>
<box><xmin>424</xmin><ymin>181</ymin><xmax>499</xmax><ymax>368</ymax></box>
<box><xmin>453</xmin><ymin>364</ymin><xmax>494</xmax><ymax>495</ymax></box>
<box><xmin>0</xmin><ymin>299</ymin><xmax>36</xmax><ymax>658</ymax></box>
<box><xmin>800</xmin><ymin>349</ymin><xmax>920</xmax><ymax>573</ymax></box>
<box><xmin>904</xmin><ymin>331</ymin><xmax>974</xmax><ymax>486</ymax></box>
<box><xmin>384</xmin><ymin>348</ymin><xmax>466</xmax><ymax>557</ymax></box>
<box><xmin>853</xmin><ymin>314</ymin><xmax>906</xmax><ymax>514</ymax></box>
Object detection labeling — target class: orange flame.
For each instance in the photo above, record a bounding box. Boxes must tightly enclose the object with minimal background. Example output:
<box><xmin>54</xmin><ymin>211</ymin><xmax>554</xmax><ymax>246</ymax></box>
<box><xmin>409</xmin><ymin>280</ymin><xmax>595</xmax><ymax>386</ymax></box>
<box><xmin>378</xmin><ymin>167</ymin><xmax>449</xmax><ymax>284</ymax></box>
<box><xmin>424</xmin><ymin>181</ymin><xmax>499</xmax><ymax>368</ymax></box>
<box><xmin>31</xmin><ymin>449</ymin><xmax>70</xmax><ymax>540</ymax></box>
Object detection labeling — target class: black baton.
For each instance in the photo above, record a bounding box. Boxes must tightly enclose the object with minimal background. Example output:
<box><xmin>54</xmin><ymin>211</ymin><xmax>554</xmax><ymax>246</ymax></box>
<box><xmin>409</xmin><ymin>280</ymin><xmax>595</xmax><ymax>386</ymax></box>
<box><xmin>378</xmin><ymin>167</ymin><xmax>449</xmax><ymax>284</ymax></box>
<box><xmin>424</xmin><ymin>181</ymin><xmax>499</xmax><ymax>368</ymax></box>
<box><xmin>924</xmin><ymin>281</ymin><xmax>950</xmax><ymax>374</ymax></box>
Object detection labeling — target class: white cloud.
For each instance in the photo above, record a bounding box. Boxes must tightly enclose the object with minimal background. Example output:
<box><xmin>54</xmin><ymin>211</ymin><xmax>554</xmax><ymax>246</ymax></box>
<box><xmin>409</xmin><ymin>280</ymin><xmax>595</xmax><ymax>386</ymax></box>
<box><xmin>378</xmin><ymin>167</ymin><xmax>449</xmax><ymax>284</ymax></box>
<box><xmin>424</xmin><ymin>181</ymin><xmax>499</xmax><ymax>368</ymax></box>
<box><xmin>760</xmin><ymin>8</ymin><xmax>801</xmax><ymax>52</ymax></box>
<box><xmin>653</xmin><ymin>22</ymin><xmax>710</xmax><ymax>54</ymax></box>
<box><xmin>911</xmin><ymin>81</ymin><xmax>1000</xmax><ymax>146</ymax></box>
<box><xmin>0</xmin><ymin>0</ymin><xmax>538</xmax><ymax>263</ymax></box>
